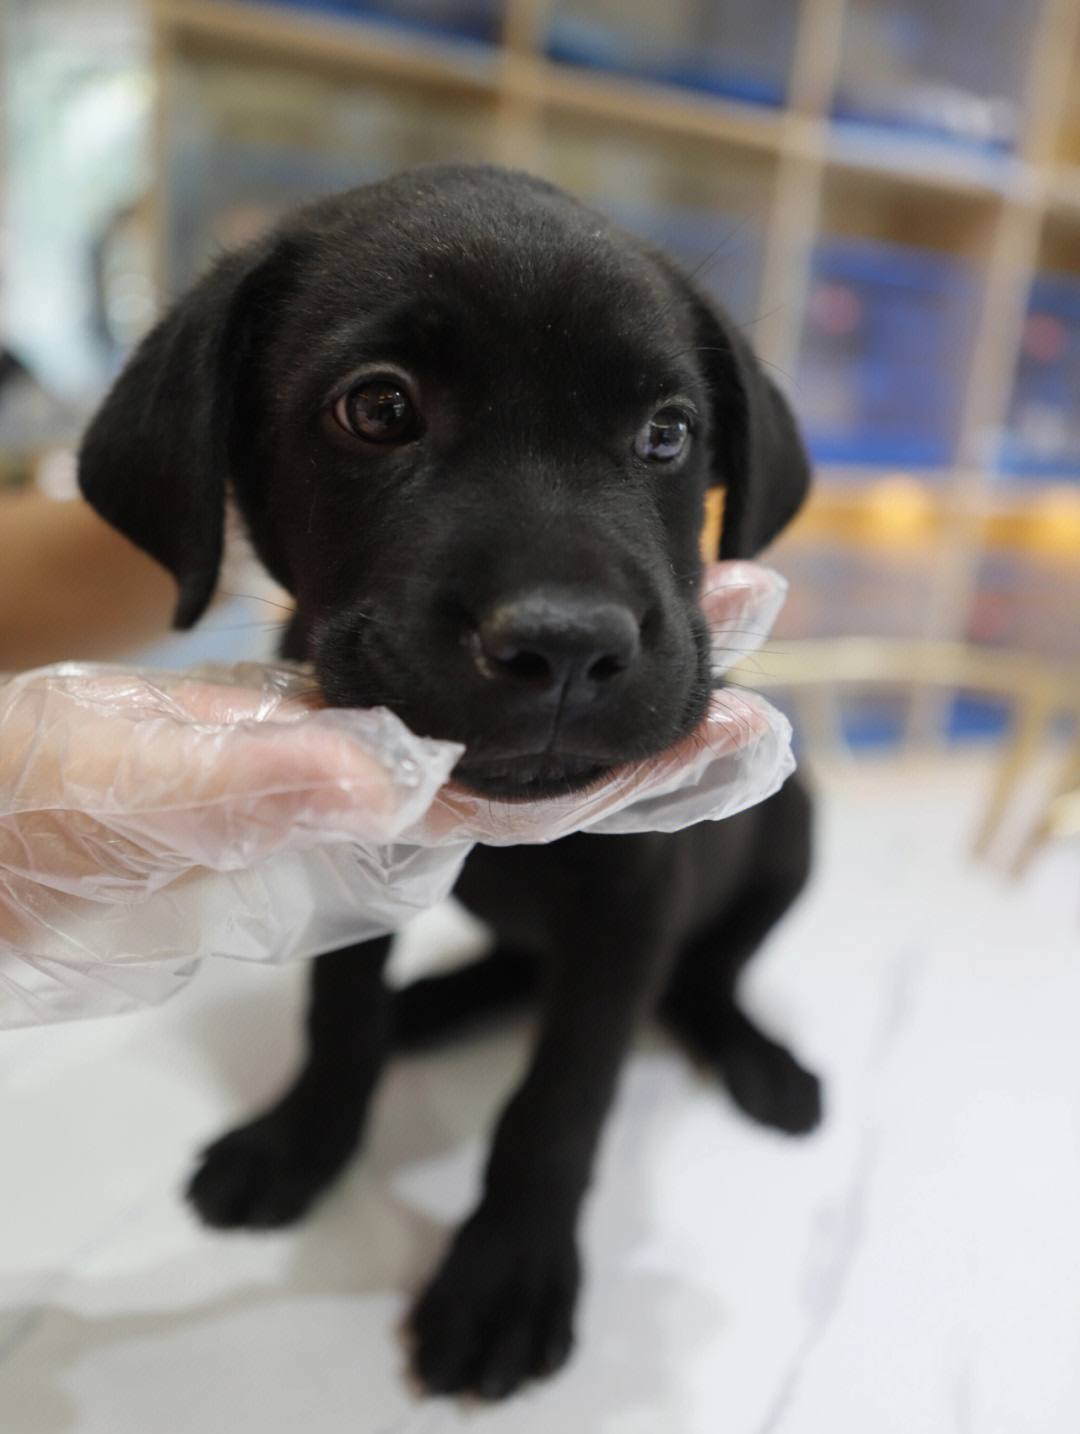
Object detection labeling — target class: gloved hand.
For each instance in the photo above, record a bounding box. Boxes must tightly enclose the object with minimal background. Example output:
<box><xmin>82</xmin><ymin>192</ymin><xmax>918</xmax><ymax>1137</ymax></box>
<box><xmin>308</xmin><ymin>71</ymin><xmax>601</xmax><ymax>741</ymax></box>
<box><xmin>0</xmin><ymin>562</ymin><xmax>792</xmax><ymax>1025</ymax></box>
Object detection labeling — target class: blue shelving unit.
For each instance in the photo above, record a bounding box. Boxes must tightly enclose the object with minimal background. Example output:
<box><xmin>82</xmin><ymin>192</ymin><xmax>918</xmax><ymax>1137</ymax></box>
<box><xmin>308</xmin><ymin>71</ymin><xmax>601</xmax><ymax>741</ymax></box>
<box><xmin>832</xmin><ymin>0</ymin><xmax>1040</xmax><ymax>152</ymax></box>
<box><xmin>1000</xmin><ymin>272</ymin><xmax>1080</xmax><ymax>481</ymax></box>
<box><xmin>544</xmin><ymin>0</ymin><xmax>797</xmax><ymax>108</ymax></box>
<box><xmin>797</xmin><ymin>238</ymin><xmax>978</xmax><ymax>469</ymax></box>
<box><xmin>238</xmin><ymin>0</ymin><xmax>503</xmax><ymax>44</ymax></box>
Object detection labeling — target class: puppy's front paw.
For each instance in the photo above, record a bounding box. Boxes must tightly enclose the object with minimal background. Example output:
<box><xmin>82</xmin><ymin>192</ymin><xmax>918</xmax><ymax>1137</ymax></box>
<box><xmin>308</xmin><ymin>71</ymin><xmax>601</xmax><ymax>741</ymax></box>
<box><xmin>187</xmin><ymin>1083</ymin><xmax>363</xmax><ymax>1229</ymax></box>
<box><xmin>409</xmin><ymin>1205</ymin><xmax>580</xmax><ymax>1400</ymax></box>
<box><xmin>187</xmin><ymin>1112</ymin><xmax>329</xmax><ymax>1229</ymax></box>
<box><xmin>720</xmin><ymin>1023</ymin><xmax>822</xmax><ymax>1135</ymax></box>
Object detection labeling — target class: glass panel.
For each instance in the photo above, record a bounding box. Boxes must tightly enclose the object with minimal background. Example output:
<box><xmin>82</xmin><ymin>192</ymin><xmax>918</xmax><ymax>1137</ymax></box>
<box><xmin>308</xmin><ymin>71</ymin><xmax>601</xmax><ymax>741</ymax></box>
<box><xmin>231</xmin><ymin>0</ymin><xmax>504</xmax><ymax>44</ymax></box>
<box><xmin>534</xmin><ymin>120</ymin><xmax>775</xmax><ymax>327</ymax></box>
<box><xmin>543</xmin><ymin>0</ymin><xmax>798</xmax><ymax>107</ymax></box>
<box><xmin>796</xmin><ymin>236</ymin><xmax>978</xmax><ymax>467</ymax></box>
<box><xmin>162</xmin><ymin>49</ymin><xmax>497</xmax><ymax>292</ymax></box>
<box><xmin>967</xmin><ymin>546</ymin><xmax>1080</xmax><ymax>661</ymax></box>
<box><xmin>1000</xmin><ymin>219</ymin><xmax>1080</xmax><ymax>481</ymax></box>
<box><xmin>833</xmin><ymin>0</ymin><xmax>1040</xmax><ymax>150</ymax></box>
<box><xmin>797</xmin><ymin>170</ymin><xmax>990</xmax><ymax>469</ymax></box>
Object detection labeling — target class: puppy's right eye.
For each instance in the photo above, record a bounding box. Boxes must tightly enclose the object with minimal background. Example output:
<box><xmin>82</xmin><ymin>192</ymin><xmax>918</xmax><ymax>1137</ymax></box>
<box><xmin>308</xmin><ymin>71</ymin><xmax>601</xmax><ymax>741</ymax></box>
<box><xmin>333</xmin><ymin>377</ymin><xmax>422</xmax><ymax>445</ymax></box>
<box><xmin>634</xmin><ymin>405</ymin><xmax>694</xmax><ymax>464</ymax></box>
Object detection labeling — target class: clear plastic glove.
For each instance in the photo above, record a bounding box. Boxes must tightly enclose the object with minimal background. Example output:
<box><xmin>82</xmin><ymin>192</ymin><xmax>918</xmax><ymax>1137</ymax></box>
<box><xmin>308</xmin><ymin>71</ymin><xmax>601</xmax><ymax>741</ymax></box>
<box><xmin>0</xmin><ymin>666</ymin><xmax>465</xmax><ymax>1023</ymax></box>
<box><xmin>0</xmin><ymin>562</ymin><xmax>793</xmax><ymax>1025</ymax></box>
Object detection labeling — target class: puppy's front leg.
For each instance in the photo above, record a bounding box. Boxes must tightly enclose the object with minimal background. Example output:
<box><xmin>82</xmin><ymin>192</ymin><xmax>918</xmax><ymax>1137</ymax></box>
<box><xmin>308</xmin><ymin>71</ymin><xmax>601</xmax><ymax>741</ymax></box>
<box><xmin>188</xmin><ymin>937</ymin><xmax>392</xmax><ymax>1228</ymax></box>
<box><xmin>410</xmin><ymin>880</ymin><xmax>674</xmax><ymax>1399</ymax></box>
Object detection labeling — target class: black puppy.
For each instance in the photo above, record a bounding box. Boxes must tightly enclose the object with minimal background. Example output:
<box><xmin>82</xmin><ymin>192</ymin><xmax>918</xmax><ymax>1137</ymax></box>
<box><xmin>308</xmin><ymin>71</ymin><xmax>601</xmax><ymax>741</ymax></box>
<box><xmin>78</xmin><ymin>165</ymin><xmax>818</xmax><ymax>1399</ymax></box>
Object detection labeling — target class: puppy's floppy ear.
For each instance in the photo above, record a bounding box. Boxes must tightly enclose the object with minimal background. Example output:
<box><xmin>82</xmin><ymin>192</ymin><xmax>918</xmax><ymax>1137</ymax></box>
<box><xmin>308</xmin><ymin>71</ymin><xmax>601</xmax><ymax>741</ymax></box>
<box><xmin>78</xmin><ymin>240</ymin><xmax>292</xmax><ymax>629</ymax></box>
<box><xmin>663</xmin><ymin>266</ymin><xmax>811</xmax><ymax>558</ymax></box>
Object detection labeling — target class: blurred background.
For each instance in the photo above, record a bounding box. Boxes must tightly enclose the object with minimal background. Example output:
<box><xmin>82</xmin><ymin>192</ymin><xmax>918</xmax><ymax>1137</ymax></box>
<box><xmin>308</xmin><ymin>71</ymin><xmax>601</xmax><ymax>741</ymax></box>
<box><xmin>1</xmin><ymin>5</ymin><xmax>1079</xmax><ymax>1432</ymax></box>
<box><xmin>2</xmin><ymin>0</ymin><xmax>1080</xmax><ymax>829</ymax></box>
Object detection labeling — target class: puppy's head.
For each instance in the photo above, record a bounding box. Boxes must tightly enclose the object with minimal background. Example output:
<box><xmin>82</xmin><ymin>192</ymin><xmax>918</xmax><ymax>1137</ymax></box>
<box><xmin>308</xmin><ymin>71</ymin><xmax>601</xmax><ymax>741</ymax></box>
<box><xmin>80</xmin><ymin>166</ymin><xmax>808</xmax><ymax>798</ymax></box>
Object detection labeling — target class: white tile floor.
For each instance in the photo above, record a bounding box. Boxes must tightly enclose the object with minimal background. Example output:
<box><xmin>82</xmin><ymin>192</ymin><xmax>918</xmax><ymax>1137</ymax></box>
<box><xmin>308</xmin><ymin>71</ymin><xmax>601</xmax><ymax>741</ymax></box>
<box><xmin>1</xmin><ymin>753</ymin><xmax>1078</xmax><ymax>1433</ymax></box>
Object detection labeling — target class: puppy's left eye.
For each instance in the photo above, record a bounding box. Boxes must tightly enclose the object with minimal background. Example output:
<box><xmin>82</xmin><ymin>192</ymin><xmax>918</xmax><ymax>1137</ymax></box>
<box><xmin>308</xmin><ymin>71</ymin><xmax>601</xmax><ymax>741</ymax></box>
<box><xmin>634</xmin><ymin>407</ymin><xmax>693</xmax><ymax>463</ymax></box>
<box><xmin>333</xmin><ymin>377</ymin><xmax>422</xmax><ymax>445</ymax></box>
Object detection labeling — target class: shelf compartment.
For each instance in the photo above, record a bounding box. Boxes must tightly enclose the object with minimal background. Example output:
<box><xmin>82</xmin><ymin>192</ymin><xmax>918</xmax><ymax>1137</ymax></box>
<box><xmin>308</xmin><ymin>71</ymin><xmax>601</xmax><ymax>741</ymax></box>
<box><xmin>1000</xmin><ymin>271</ymin><xmax>1080</xmax><ymax>479</ymax></box>
<box><xmin>768</xmin><ymin>531</ymin><xmax>943</xmax><ymax>643</ymax></box>
<box><xmin>157</xmin><ymin>0</ymin><xmax>502</xmax><ymax>91</ymax></box>
<box><xmin>533</xmin><ymin>119</ymin><xmax>775</xmax><ymax>326</ymax></box>
<box><xmin>966</xmin><ymin>543</ymin><xmax>1080</xmax><ymax>662</ymax></box>
<box><xmin>232</xmin><ymin>0</ymin><xmax>505</xmax><ymax>45</ymax></box>
<box><xmin>161</xmin><ymin>45</ymin><xmax>499</xmax><ymax>290</ymax></box>
<box><xmin>541</xmin><ymin>0</ymin><xmax>798</xmax><ymax>109</ymax></box>
<box><xmin>832</xmin><ymin>0</ymin><xmax>1042</xmax><ymax>152</ymax></box>
<box><xmin>795</xmin><ymin>236</ymin><xmax>979</xmax><ymax>468</ymax></box>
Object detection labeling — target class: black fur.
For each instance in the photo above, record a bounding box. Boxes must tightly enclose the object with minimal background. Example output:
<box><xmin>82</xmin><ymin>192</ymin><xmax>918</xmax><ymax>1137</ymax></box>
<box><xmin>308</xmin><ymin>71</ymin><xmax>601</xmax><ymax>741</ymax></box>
<box><xmin>79</xmin><ymin>165</ymin><xmax>818</xmax><ymax>1399</ymax></box>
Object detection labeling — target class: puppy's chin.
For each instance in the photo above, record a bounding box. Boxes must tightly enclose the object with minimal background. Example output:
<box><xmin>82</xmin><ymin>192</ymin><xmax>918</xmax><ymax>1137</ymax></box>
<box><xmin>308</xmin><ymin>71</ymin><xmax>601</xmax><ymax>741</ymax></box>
<box><xmin>450</xmin><ymin>755</ymin><xmax>615</xmax><ymax>802</ymax></box>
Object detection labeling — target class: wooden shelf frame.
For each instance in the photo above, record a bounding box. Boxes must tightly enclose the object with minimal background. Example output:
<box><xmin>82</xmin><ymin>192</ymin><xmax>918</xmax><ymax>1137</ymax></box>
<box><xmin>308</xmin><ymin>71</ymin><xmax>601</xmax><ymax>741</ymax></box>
<box><xmin>152</xmin><ymin>0</ymin><xmax>1080</xmax><ymax>370</ymax></box>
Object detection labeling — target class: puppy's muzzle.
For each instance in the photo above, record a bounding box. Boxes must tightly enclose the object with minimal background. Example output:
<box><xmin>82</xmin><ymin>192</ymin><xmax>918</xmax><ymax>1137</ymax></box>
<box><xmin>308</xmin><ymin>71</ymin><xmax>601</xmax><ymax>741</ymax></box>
<box><xmin>472</xmin><ymin>588</ymin><xmax>641</xmax><ymax>704</ymax></box>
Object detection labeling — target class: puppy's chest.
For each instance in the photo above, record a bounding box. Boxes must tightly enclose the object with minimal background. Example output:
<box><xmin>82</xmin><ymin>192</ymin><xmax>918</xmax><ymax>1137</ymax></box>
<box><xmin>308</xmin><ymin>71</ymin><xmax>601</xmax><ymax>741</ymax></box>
<box><xmin>453</xmin><ymin>832</ymin><xmax>681</xmax><ymax>953</ymax></box>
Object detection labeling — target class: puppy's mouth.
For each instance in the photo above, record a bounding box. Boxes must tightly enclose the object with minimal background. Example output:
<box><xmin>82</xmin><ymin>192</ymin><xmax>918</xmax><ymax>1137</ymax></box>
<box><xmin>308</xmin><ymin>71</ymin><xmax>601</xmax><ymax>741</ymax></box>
<box><xmin>309</xmin><ymin>603</ymin><xmax>712</xmax><ymax>802</ymax></box>
<box><xmin>450</xmin><ymin>753</ymin><xmax>614</xmax><ymax>801</ymax></box>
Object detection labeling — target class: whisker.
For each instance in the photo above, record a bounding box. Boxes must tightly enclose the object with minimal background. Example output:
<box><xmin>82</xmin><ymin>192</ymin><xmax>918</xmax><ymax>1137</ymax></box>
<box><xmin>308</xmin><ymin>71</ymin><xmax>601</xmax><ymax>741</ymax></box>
<box><xmin>215</xmin><ymin>588</ymin><xmax>295</xmax><ymax>615</ymax></box>
<box><xmin>190</xmin><ymin>621</ymin><xmax>289</xmax><ymax>637</ymax></box>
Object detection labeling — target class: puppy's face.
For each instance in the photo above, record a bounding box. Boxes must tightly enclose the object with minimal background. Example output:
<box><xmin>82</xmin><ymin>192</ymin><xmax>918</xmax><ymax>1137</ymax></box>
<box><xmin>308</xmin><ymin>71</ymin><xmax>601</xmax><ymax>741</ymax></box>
<box><xmin>79</xmin><ymin>167</ymin><xmax>810</xmax><ymax>797</ymax></box>
<box><xmin>254</xmin><ymin>180</ymin><xmax>716</xmax><ymax>795</ymax></box>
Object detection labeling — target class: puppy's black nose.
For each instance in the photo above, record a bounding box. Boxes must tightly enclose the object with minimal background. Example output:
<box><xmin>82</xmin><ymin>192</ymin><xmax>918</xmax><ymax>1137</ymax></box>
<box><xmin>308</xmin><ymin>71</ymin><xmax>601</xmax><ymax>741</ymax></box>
<box><xmin>474</xmin><ymin>591</ymin><xmax>640</xmax><ymax>690</ymax></box>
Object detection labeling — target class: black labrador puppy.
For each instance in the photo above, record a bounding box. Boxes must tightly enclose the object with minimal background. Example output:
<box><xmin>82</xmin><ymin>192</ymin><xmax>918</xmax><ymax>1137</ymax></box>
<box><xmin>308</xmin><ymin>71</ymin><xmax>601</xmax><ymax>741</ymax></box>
<box><xmin>78</xmin><ymin>165</ymin><xmax>819</xmax><ymax>1399</ymax></box>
